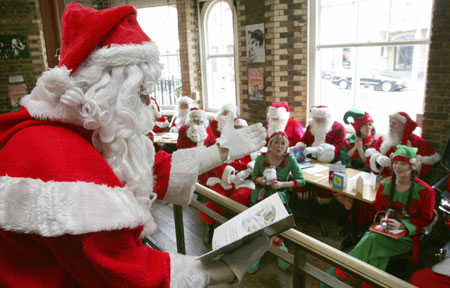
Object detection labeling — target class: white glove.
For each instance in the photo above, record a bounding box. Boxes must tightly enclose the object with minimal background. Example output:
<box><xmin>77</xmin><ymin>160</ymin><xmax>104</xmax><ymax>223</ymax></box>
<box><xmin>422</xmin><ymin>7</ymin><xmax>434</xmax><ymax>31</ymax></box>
<box><xmin>222</xmin><ymin>234</ymin><xmax>272</xmax><ymax>282</ymax></box>
<box><xmin>376</xmin><ymin>155</ymin><xmax>390</xmax><ymax>167</ymax></box>
<box><xmin>169</xmin><ymin>126</ymin><xmax>178</xmax><ymax>133</ymax></box>
<box><xmin>231</xmin><ymin>175</ymin><xmax>244</xmax><ymax>185</ymax></box>
<box><xmin>294</xmin><ymin>142</ymin><xmax>306</xmax><ymax>148</ymax></box>
<box><xmin>217</xmin><ymin>114</ymin><xmax>267</xmax><ymax>163</ymax></box>
<box><xmin>236</xmin><ymin>169</ymin><xmax>251</xmax><ymax>180</ymax></box>
<box><xmin>303</xmin><ymin>146</ymin><xmax>320</xmax><ymax>157</ymax></box>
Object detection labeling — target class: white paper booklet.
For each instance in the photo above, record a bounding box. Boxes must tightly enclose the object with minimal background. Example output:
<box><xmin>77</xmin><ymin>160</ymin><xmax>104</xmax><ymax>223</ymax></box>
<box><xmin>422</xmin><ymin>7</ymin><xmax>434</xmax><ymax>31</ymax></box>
<box><xmin>198</xmin><ymin>193</ymin><xmax>295</xmax><ymax>262</ymax></box>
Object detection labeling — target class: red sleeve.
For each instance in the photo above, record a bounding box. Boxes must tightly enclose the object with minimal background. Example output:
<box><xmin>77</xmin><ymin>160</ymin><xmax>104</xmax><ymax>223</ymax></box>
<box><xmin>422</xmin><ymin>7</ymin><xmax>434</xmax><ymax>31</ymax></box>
<box><xmin>154</xmin><ymin>150</ymin><xmax>172</xmax><ymax>200</ymax></box>
<box><xmin>301</xmin><ymin>127</ymin><xmax>313</xmax><ymax>146</ymax></box>
<box><xmin>327</xmin><ymin>121</ymin><xmax>346</xmax><ymax>160</ymax></box>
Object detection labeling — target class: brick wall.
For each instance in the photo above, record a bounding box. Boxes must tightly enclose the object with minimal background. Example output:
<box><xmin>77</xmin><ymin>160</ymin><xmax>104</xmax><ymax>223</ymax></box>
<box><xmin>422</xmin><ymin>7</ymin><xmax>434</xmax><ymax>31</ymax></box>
<box><xmin>422</xmin><ymin>0</ymin><xmax>450</xmax><ymax>181</ymax></box>
<box><xmin>237</xmin><ymin>0</ymin><xmax>308</xmax><ymax>125</ymax></box>
<box><xmin>0</xmin><ymin>0</ymin><xmax>46</xmax><ymax>114</ymax></box>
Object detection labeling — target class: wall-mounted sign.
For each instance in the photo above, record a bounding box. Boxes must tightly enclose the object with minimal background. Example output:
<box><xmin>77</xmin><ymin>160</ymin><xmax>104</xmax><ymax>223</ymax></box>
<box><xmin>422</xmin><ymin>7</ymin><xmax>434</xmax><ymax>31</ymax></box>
<box><xmin>248</xmin><ymin>67</ymin><xmax>264</xmax><ymax>102</ymax></box>
<box><xmin>8</xmin><ymin>84</ymin><xmax>27</xmax><ymax>108</ymax></box>
<box><xmin>8</xmin><ymin>75</ymin><xmax>24</xmax><ymax>83</ymax></box>
<box><xmin>0</xmin><ymin>35</ymin><xmax>29</xmax><ymax>59</ymax></box>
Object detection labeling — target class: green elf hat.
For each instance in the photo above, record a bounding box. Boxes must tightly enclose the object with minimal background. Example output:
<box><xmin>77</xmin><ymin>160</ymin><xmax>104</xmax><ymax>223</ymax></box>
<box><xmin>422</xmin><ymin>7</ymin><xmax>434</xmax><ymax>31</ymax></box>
<box><xmin>391</xmin><ymin>145</ymin><xmax>421</xmax><ymax>171</ymax></box>
<box><xmin>343</xmin><ymin>109</ymin><xmax>373</xmax><ymax>132</ymax></box>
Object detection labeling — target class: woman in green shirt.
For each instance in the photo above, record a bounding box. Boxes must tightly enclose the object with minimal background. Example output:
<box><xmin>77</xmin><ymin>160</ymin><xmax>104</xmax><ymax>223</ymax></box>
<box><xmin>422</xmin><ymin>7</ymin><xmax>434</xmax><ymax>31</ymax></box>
<box><xmin>249</xmin><ymin>131</ymin><xmax>305</xmax><ymax>273</ymax></box>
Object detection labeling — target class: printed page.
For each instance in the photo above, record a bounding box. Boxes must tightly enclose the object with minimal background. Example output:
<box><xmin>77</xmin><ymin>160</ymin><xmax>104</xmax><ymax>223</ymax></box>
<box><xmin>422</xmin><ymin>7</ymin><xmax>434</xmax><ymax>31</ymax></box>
<box><xmin>198</xmin><ymin>193</ymin><xmax>295</xmax><ymax>262</ymax></box>
<box><xmin>302</xmin><ymin>164</ymin><xmax>329</xmax><ymax>174</ymax></box>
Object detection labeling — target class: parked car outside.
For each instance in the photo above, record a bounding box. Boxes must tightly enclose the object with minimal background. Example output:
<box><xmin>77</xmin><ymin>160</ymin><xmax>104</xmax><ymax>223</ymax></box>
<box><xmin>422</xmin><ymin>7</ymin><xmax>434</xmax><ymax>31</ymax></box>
<box><xmin>330</xmin><ymin>69</ymin><xmax>407</xmax><ymax>91</ymax></box>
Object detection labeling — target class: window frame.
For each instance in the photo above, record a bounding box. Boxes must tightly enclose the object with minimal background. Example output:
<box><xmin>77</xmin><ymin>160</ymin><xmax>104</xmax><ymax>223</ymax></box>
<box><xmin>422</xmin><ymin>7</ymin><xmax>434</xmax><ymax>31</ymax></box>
<box><xmin>308</xmin><ymin>0</ymin><xmax>432</xmax><ymax>129</ymax></box>
<box><xmin>199</xmin><ymin>0</ymin><xmax>240</xmax><ymax>113</ymax></box>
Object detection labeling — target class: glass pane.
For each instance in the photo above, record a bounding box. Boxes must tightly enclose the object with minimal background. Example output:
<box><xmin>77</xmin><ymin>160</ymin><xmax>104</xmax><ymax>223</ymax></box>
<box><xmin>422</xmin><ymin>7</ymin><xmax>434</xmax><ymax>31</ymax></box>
<box><xmin>206</xmin><ymin>56</ymin><xmax>236</xmax><ymax>110</ymax></box>
<box><xmin>137</xmin><ymin>6</ymin><xmax>181</xmax><ymax>106</ymax></box>
<box><xmin>357</xmin><ymin>0</ymin><xmax>390</xmax><ymax>42</ymax></box>
<box><xmin>318</xmin><ymin>45</ymin><xmax>428</xmax><ymax>134</ymax></box>
<box><xmin>389</xmin><ymin>0</ymin><xmax>433</xmax><ymax>41</ymax></box>
<box><xmin>207</xmin><ymin>1</ymin><xmax>234</xmax><ymax>55</ymax></box>
<box><xmin>319</xmin><ymin>1</ymin><xmax>357</xmax><ymax>44</ymax></box>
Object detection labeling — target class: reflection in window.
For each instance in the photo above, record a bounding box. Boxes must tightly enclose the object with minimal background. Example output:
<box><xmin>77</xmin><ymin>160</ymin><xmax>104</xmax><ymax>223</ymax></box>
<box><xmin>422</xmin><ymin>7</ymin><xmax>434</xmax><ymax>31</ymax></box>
<box><xmin>313</xmin><ymin>0</ymin><xmax>433</xmax><ymax>134</ymax></box>
<box><xmin>200</xmin><ymin>0</ymin><xmax>237</xmax><ymax>111</ymax></box>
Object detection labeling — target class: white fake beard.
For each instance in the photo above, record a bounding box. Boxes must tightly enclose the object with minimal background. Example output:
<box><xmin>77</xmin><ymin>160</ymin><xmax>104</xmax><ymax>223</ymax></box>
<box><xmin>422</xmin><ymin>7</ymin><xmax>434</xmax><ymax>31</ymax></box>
<box><xmin>380</xmin><ymin>129</ymin><xmax>403</xmax><ymax>155</ymax></box>
<box><xmin>187</xmin><ymin>124</ymin><xmax>208</xmax><ymax>145</ymax></box>
<box><xmin>175</xmin><ymin>108</ymin><xmax>190</xmax><ymax>127</ymax></box>
<box><xmin>217</xmin><ymin>114</ymin><xmax>228</xmax><ymax>132</ymax></box>
<box><xmin>310</xmin><ymin>119</ymin><xmax>333</xmax><ymax>147</ymax></box>
<box><xmin>267</xmin><ymin>118</ymin><xmax>288</xmax><ymax>137</ymax></box>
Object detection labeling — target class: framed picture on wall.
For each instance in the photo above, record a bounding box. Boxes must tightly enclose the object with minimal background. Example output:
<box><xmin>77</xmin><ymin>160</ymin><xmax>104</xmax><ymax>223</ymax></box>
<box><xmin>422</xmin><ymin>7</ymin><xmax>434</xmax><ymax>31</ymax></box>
<box><xmin>248</xmin><ymin>67</ymin><xmax>264</xmax><ymax>102</ymax></box>
<box><xmin>0</xmin><ymin>35</ymin><xmax>29</xmax><ymax>60</ymax></box>
<box><xmin>246</xmin><ymin>23</ymin><xmax>265</xmax><ymax>63</ymax></box>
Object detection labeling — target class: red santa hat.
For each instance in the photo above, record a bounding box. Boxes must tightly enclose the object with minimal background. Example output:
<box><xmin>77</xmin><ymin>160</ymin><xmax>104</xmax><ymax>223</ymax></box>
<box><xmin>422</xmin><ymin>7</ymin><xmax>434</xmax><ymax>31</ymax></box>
<box><xmin>150</xmin><ymin>97</ymin><xmax>162</xmax><ymax>118</ymax></box>
<box><xmin>187</xmin><ymin>107</ymin><xmax>207</xmax><ymax>122</ymax></box>
<box><xmin>343</xmin><ymin>109</ymin><xmax>373</xmax><ymax>132</ymax></box>
<box><xmin>267</xmin><ymin>101</ymin><xmax>290</xmax><ymax>120</ymax></box>
<box><xmin>310</xmin><ymin>105</ymin><xmax>331</xmax><ymax>119</ymax></box>
<box><xmin>390</xmin><ymin>112</ymin><xmax>417</xmax><ymax>145</ymax></box>
<box><xmin>58</xmin><ymin>3</ymin><xmax>155</xmax><ymax>74</ymax></box>
<box><xmin>234</xmin><ymin>117</ymin><xmax>248</xmax><ymax>128</ymax></box>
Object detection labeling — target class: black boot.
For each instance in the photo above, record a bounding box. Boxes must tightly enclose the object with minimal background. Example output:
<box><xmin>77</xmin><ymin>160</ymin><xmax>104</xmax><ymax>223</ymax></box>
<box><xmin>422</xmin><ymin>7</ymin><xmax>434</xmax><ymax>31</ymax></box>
<box><xmin>203</xmin><ymin>224</ymin><xmax>214</xmax><ymax>245</ymax></box>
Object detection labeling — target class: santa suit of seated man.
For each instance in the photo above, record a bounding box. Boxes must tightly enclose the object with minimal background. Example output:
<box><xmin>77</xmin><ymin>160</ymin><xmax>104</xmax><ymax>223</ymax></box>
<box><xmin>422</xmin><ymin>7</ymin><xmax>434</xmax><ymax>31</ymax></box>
<box><xmin>177</xmin><ymin>108</ymin><xmax>215</xmax><ymax>185</ymax></box>
<box><xmin>208</xmin><ymin>103</ymin><xmax>238</xmax><ymax>144</ymax></box>
<box><xmin>169</xmin><ymin>96</ymin><xmax>193</xmax><ymax>132</ymax></box>
<box><xmin>296</xmin><ymin>105</ymin><xmax>346</xmax><ymax>163</ymax></box>
<box><xmin>199</xmin><ymin>118</ymin><xmax>258</xmax><ymax>235</ymax></box>
<box><xmin>150</xmin><ymin>97</ymin><xmax>169</xmax><ymax>133</ymax></box>
<box><xmin>365</xmin><ymin>111</ymin><xmax>440</xmax><ymax>177</ymax></box>
<box><xmin>0</xmin><ymin>4</ymin><xmax>271</xmax><ymax>287</ymax></box>
<box><xmin>266</xmin><ymin>101</ymin><xmax>304</xmax><ymax>147</ymax></box>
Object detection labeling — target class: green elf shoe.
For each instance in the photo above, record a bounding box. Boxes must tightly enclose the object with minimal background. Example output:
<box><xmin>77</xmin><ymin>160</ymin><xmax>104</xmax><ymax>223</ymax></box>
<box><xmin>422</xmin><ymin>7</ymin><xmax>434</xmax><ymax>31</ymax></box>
<box><xmin>273</xmin><ymin>237</ymin><xmax>291</xmax><ymax>271</ymax></box>
<box><xmin>248</xmin><ymin>259</ymin><xmax>261</xmax><ymax>274</ymax></box>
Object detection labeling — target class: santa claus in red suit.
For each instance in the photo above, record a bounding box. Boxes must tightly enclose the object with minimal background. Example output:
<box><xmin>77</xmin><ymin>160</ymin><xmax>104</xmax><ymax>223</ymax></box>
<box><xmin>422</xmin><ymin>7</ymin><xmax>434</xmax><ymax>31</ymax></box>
<box><xmin>295</xmin><ymin>105</ymin><xmax>346</xmax><ymax>163</ymax></box>
<box><xmin>365</xmin><ymin>111</ymin><xmax>440</xmax><ymax>177</ymax></box>
<box><xmin>199</xmin><ymin>118</ymin><xmax>258</xmax><ymax>243</ymax></box>
<box><xmin>0</xmin><ymin>4</ymin><xmax>270</xmax><ymax>287</ymax></box>
<box><xmin>208</xmin><ymin>103</ymin><xmax>238</xmax><ymax>143</ymax></box>
<box><xmin>150</xmin><ymin>97</ymin><xmax>169</xmax><ymax>133</ymax></box>
<box><xmin>169</xmin><ymin>96</ymin><xmax>193</xmax><ymax>132</ymax></box>
<box><xmin>177</xmin><ymin>108</ymin><xmax>214</xmax><ymax>149</ymax></box>
<box><xmin>266</xmin><ymin>101</ymin><xmax>304</xmax><ymax>147</ymax></box>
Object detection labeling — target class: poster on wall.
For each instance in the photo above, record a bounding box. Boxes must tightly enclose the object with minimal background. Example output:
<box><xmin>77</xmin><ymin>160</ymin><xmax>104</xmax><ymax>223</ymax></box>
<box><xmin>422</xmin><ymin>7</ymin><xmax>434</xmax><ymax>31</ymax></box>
<box><xmin>246</xmin><ymin>23</ymin><xmax>265</xmax><ymax>63</ymax></box>
<box><xmin>0</xmin><ymin>35</ymin><xmax>29</xmax><ymax>60</ymax></box>
<box><xmin>248</xmin><ymin>67</ymin><xmax>264</xmax><ymax>102</ymax></box>
<box><xmin>8</xmin><ymin>84</ymin><xmax>27</xmax><ymax>109</ymax></box>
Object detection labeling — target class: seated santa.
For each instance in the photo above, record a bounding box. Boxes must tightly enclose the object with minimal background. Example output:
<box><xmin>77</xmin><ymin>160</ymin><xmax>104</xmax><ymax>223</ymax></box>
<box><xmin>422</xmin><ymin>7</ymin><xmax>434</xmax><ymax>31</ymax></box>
<box><xmin>266</xmin><ymin>101</ymin><xmax>304</xmax><ymax>147</ymax></box>
<box><xmin>169</xmin><ymin>96</ymin><xmax>193</xmax><ymax>132</ymax></box>
<box><xmin>208</xmin><ymin>103</ymin><xmax>238</xmax><ymax>144</ymax></box>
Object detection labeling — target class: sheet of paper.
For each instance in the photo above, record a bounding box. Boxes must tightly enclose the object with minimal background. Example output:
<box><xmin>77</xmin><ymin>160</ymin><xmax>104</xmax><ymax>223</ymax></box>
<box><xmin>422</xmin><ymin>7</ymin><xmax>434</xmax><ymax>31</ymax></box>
<box><xmin>161</xmin><ymin>132</ymin><xmax>178</xmax><ymax>140</ymax></box>
<box><xmin>302</xmin><ymin>164</ymin><xmax>329</xmax><ymax>174</ymax></box>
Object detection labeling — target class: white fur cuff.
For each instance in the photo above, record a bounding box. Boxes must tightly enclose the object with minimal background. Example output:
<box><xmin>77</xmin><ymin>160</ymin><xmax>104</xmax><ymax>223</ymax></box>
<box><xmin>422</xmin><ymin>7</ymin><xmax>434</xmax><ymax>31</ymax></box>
<box><xmin>169</xmin><ymin>253</ymin><xmax>209</xmax><ymax>287</ymax></box>
<box><xmin>420</xmin><ymin>152</ymin><xmax>441</xmax><ymax>165</ymax></box>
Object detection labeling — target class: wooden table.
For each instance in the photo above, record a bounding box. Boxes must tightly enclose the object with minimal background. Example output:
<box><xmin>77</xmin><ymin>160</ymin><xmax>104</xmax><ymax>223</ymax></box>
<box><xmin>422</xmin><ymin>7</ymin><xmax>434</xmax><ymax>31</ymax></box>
<box><xmin>154</xmin><ymin>132</ymin><xmax>178</xmax><ymax>145</ymax></box>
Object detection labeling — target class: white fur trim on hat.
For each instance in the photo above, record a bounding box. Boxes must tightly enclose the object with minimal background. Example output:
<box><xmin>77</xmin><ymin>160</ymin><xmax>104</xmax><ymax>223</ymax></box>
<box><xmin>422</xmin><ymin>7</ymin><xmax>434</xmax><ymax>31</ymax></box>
<box><xmin>0</xmin><ymin>175</ymin><xmax>156</xmax><ymax>237</ymax></box>
<box><xmin>310</xmin><ymin>106</ymin><xmax>331</xmax><ymax>118</ymax></box>
<box><xmin>83</xmin><ymin>42</ymin><xmax>161</xmax><ymax>69</ymax></box>
<box><xmin>389</xmin><ymin>112</ymin><xmax>407</xmax><ymax>124</ymax></box>
<box><xmin>222</xmin><ymin>165</ymin><xmax>236</xmax><ymax>184</ymax></box>
<box><xmin>220</xmin><ymin>103</ymin><xmax>238</xmax><ymax>116</ymax></box>
<box><xmin>267</xmin><ymin>106</ymin><xmax>290</xmax><ymax>120</ymax></box>
<box><xmin>177</xmin><ymin>96</ymin><xmax>194</xmax><ymax>106</ymax></box>
<box><xmin>189</xmin><ymin>109</ymin><xmax>207</xmax><ymax>119</ymax></box>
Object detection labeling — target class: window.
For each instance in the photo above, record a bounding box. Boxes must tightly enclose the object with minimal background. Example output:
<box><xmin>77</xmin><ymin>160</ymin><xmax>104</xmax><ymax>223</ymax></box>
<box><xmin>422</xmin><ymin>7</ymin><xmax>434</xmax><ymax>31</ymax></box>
<box><xmin>200</xmin><ymin>0</ymin><xmax>238</xmax><ymax>111</ymax></box>
<box><xmin>137</xmin><ymin>5</ymin><xmax>181</xmax><ymax>107</ymax></box>
<box><xmin>310</xmin><ymin>0</ymin><xmax>433</xmax><ymax>134</ymax></box>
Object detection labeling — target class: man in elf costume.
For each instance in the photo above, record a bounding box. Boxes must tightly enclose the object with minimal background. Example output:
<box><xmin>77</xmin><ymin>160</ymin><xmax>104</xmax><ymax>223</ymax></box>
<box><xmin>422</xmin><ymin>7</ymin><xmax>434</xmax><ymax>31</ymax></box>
<box><xmin>169</xmin><ymin>96</ymin><xmax>193</xmax><ymax>132</ymax></box>
<box><xmin>199</xmin><ymin>118</ymin><xmax>258</xmax><ymax>243</ymax></box>
<box><xmin>365</xmin><ymin>111</ymin><xmax>440</xmax><ymax>177</ymax></box>
<box><xmin>323</xmin><ymin>145</ymin><xmax>435</xmax><ymax>288</ymax></box>
<box><xmin>266</xmin><ymin>101</ymin><xmax>304</xmax><ymax>147</ymax></box>
<box><xmin>208</xmin><ymin>103</ymin><xmax>238</xmax><ymax>143</ymax></box>
<box><xmin>0</xmin><ymin>4</ymin><xmax>270</xmax><ymax>287</ymax></box>
<box><xmin>295</xmin><ymin>105</ymin><xmax>345</xmax><ymax>163</ymax></box>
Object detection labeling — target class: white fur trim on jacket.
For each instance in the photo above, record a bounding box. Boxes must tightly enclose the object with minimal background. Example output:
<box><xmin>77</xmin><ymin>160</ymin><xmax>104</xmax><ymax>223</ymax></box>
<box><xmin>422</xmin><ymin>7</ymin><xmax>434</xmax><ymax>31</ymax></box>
<box><xmin>163</xmin><ymin>147</ymin><xmax>201</xmax><ymax>206</ymax></box>
<box><xmin>420</xmin><ymin>152</ymin><xmax>441</xmax><ymax>166</ymax></box>
<box><xmin>235</xmin><ymin>180</ymin><xmax>256</xmax><ymax>190</ymax></box>
<box><xmin>222</xmin><ymin>165</ymin><xmax>235</xmax><ymax>184</ymax></box>
<box><xmin>169</xmin><ymin>253</ymin><xmax>209</xmax><ymax>287</ymax></box>
<box><xmin>368</xmin><ymin>151</ymin><xmax>385</xmax><ymax>173</ymax></box>
<box><xmin>0</xmin><ymin>176</ymin><xmax>156</xmax><ymax>237</ymax></box>
<box><xmin>206</xmin><ymin>177</ymin><xmax>233</xmax><ymax>191</ymax></box>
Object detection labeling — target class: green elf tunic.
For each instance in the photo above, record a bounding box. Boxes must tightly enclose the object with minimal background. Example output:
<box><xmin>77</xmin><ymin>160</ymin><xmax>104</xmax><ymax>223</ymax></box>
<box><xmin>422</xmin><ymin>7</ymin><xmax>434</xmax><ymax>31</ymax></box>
<box><xmin>250</xmin><ymin>152</ymin><xmax>305</xmax><ymax>212</ymax></box>
<box><xmin>339</xmin><ymin>133</ymin><xmax>377</xmax><ymax>171</ymax></box>
<box><xmin>348</xmin><ymin>176</ymin><xmax>435</xmax><ymax>270</ymax></box>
